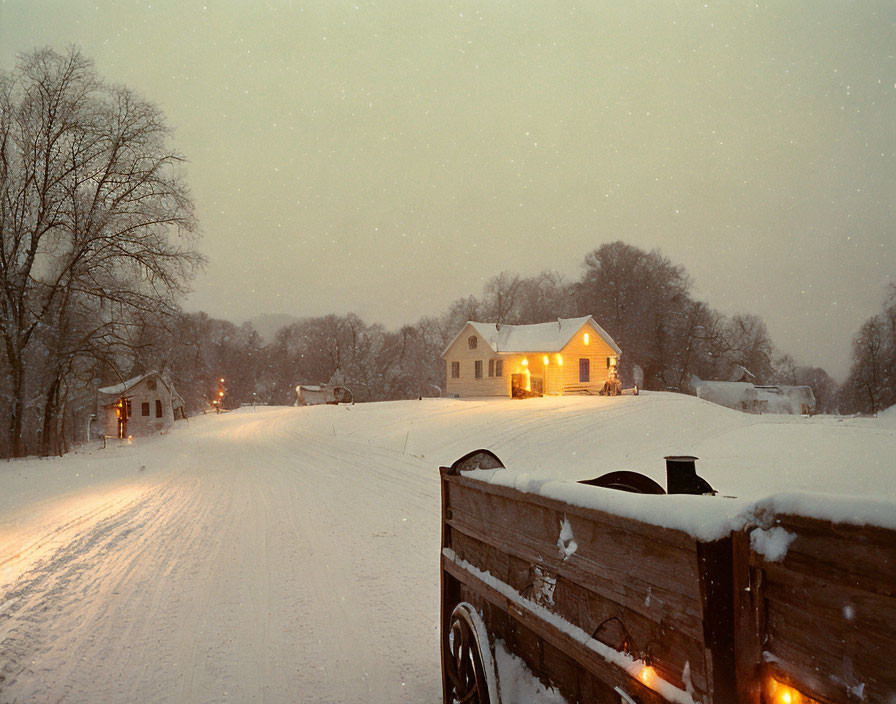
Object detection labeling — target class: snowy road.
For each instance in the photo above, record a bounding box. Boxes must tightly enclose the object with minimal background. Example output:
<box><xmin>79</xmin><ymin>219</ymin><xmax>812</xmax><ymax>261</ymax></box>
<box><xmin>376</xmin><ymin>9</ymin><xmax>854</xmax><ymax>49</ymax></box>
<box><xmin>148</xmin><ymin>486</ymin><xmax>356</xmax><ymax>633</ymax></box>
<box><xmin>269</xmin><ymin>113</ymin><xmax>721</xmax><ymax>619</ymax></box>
<box><xmin>2</xmin><ymin>394</ymin><xmax>894</xmax><ymax>703</ymax></box>
<box><xmin>0</xmin><ymin>410</ymin><xmax>442</xmax><ymax>703</ymax></box>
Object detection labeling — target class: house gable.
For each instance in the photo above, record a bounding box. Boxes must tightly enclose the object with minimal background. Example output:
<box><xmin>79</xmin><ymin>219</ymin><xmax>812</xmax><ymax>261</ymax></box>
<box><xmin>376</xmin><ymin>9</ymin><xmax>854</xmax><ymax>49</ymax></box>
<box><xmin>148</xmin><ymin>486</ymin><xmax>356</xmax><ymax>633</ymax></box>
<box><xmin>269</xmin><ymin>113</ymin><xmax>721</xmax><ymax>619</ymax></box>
<box><xmin>98</xmin><ymin>371</ymin><xmax>179</xmax><ymax>437</ymax></box>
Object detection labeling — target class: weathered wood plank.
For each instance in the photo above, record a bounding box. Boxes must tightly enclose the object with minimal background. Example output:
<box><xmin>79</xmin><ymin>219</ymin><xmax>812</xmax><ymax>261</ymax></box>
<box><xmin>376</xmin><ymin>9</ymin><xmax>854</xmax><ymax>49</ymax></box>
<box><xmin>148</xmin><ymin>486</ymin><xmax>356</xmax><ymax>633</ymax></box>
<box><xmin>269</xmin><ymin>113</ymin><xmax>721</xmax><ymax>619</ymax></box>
<box><xmin>750</xmin><ymin>516</ymin><xmax>896</xmax><ymax>596</ymax></box>
<box><xmin>731</xmin><ymin>531</ymin><xmax>763</xmax><ymax>704</ymax></box>
<box><xmin>450</xmin><ymin>473</ymin><xmax>698</xmax><ymax>551</ymax></box>
<box><xmin>446</xmin><ymin>509</ymin><xmax>706</xmax><ymax>640</ymax></box>
<box><xmin>448</xmin><ymin>527</ymin><xmax>711</xmax><ymax>694</ymax></box>
<box><xmin>447</xmin><ymin>485</ymin><xmax>705</xmax><ymax>603</ymax></box>
<box><xmin>443</xmin><ymin>557</ymin><xmax>680</xmax><ymax>704</ymax></box>
<box><xmin>765</xmin><ymin>599</ymin><xmax>894</xmax><ymax>703</ymax></box>
<box><xmin>762</xmin><ymin>561</ymin><xmax>896</xmax><ymax>637</ymax></box>
<box><xmin>696</xmin><ymin>538</ymin><xmax>737</xmax><ymax>704</ymax></box>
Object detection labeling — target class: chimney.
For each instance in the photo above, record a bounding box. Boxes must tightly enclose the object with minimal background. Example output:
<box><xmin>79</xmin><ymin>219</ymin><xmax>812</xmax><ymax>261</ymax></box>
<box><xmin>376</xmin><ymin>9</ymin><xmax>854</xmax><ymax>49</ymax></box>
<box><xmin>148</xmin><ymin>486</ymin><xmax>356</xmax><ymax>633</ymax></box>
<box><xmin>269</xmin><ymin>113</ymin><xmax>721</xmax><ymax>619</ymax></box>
<box><xmin>665</xmin><ymin>456</ymin><xmax>714</xmax><ymax>495</ymax></box>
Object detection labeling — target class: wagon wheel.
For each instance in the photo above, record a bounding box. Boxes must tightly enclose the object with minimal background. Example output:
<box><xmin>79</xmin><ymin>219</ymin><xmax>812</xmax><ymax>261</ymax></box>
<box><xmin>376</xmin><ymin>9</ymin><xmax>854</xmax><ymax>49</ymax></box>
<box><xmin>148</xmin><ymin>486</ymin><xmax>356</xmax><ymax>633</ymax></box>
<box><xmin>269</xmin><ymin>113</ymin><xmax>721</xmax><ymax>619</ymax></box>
<box><xmin>445</xmin><ymin>603</ymin><xmax>496</xmax><ymax>704</ymax></box>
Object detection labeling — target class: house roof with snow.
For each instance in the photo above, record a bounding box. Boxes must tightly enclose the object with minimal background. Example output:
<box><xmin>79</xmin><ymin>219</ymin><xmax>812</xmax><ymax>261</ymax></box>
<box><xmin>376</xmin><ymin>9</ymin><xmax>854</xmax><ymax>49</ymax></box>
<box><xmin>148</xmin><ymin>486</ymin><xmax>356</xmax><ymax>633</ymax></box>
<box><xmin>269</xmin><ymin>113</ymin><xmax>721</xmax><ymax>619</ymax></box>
<box><xmin>442</xmin><ymin>316</ymin><xmax>621</xmax><ymax>357</ymax></box>
<box><xmin>98</xmin><ymin>371</ymin><xmax>174</xmax><ymax>400</ymax></box>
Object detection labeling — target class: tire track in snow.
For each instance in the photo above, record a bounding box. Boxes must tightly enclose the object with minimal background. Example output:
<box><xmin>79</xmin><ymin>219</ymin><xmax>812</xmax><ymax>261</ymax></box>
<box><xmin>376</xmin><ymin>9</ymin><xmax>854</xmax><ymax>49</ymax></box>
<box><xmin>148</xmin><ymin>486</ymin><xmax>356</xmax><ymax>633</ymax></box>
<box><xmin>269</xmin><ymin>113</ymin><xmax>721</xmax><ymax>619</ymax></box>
<box><xmin>0</xmin><ymin>412</ymin><xmax>443</xmax><ymax>703</ymax></box>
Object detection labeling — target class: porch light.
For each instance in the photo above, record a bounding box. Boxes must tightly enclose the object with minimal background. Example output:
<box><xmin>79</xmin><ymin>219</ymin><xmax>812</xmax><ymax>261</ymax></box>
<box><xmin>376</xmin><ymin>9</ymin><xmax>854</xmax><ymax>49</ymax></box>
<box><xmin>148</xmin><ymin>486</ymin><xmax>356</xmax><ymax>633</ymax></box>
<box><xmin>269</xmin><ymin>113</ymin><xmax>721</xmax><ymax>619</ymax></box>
<box><xmin>521</xmin><ymin>358</ymin><xmax>528</xmax><ymax>367</ymax></box>
<box><xmin>543</xmin><ymin>355</ymin><xmax>549</xmax><ymax>365</ymax></box>
<box><xmin>556</xmin><ymin>355</ymin><xmax>563</xmax><ymax>365</ymax></box>
<box><xmin>218</xmin><ymin>391</ymin><xmax>224</xmax><ymax>397</ymax></box>
<box><xmin>220</xmin><ymin>378</ymin><xmax>225</xmax><ymax>383</ymax></box>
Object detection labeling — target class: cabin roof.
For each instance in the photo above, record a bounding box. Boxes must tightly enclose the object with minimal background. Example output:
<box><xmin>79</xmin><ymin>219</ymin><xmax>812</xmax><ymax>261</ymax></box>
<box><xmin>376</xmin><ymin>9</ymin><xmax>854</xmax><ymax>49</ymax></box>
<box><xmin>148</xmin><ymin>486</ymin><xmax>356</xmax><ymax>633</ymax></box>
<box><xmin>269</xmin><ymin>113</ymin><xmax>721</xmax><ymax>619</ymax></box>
<box><xmin>98</xmin><ymin>371</ymin><xmax>171</xmax><ymax>398</ymax></box>
<box><xmin>443</xmin><ymin>316</ymin><xmax>621</xmax><ymax>357</ymax></box>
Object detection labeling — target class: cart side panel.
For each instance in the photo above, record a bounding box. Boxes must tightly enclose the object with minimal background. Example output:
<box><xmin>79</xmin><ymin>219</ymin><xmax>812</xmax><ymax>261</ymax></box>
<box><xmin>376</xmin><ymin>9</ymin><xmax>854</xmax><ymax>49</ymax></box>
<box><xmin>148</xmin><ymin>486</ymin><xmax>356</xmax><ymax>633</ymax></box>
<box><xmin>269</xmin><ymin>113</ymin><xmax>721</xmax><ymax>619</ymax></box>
<box><xmin>746</xmin><ymin>515</ymin><xmax>896</xmax><ymax>703</ymax></box>
<box><xmin>442</xmin><ymin>470</ymin><xmax>731</xmax><ymax>703</ymax></box>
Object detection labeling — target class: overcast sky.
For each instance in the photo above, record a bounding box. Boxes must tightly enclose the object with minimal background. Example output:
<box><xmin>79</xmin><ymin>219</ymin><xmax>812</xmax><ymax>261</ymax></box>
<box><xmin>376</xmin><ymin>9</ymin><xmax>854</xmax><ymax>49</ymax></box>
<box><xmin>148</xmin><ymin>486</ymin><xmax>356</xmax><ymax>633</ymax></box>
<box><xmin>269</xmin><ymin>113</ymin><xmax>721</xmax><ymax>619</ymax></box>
<box><xmin>1</xmin><ymin>1</ymin><xmax>893</xmax><ymax>379</ymax></box>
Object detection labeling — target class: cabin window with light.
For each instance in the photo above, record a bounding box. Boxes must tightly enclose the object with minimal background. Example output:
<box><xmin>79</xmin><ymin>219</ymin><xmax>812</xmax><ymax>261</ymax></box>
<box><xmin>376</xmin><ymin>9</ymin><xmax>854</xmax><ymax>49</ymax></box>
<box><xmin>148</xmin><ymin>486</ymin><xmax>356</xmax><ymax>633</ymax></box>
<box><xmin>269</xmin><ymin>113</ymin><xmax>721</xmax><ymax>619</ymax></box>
<box><xmin>451</xmin><ymin>362</ymin><xmax>460</xmax><ymax>378</ymax></box>
<box><xmin>468</xmin><ymin>336</ymin><xmax>477</xmax><ymax>350</ymax></box>
<box><xmin>583</xmin><ymin>332</ymin><xmax>590</xmax><ymax>345</ymax></box>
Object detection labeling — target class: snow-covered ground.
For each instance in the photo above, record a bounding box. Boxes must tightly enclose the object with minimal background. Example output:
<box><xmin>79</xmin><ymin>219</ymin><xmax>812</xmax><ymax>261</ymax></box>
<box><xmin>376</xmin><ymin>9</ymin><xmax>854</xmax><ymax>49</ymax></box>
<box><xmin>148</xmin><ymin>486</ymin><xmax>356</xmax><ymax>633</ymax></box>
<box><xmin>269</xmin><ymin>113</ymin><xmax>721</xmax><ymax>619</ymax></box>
<box><xmin>1</xmin><ymin>392</ymin><xmax>894</xmax><ymax>702</ymax></box>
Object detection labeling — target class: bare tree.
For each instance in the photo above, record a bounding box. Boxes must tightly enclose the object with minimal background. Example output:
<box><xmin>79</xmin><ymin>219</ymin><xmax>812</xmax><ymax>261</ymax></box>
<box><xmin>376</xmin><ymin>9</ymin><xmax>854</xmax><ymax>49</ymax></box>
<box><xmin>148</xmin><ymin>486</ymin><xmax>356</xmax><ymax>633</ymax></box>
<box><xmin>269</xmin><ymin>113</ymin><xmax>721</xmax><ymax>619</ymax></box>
<box><xmin>482</xmin><ymin>271</ymin><xmax>522</xmax><ymax>324</ymax></box>
<box><xmin>0</xmin><ymin>47</ymin><xmax>202</xmax><ymax>456</ymax></box>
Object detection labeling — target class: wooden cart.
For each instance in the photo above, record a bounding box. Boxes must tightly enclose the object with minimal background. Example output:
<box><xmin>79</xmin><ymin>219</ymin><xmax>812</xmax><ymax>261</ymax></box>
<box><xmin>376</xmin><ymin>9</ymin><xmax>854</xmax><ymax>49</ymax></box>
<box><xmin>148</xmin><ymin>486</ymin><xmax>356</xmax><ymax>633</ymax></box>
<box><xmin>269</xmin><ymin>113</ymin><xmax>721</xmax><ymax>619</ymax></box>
<box><xmin>439</xmin><ymin>451</ymin><xmax>895</xmax><ymax>704</ymax></box>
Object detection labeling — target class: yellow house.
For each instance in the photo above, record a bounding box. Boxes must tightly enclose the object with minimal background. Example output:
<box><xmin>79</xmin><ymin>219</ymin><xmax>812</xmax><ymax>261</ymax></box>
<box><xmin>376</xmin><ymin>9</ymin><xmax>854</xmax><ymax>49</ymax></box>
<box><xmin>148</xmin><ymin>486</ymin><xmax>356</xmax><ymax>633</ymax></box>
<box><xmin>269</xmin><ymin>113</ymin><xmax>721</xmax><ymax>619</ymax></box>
<box><xmin>442</xmin><ymin>316</ymin><xmax>622</xmax><ymax>398</ymax></box>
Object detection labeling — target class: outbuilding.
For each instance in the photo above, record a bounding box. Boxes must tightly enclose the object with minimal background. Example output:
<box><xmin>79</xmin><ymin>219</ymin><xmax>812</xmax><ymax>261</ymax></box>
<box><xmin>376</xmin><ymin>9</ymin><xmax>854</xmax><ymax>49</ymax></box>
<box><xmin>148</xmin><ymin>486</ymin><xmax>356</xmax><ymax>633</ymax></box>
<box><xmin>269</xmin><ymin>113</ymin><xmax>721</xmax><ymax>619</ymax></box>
<box><xmin>98</xmin><ymin>371</ymin><xmax>185</xmax><ymax>438</ymax></box>
<box><xmin>692</xmin><ymin>378</ymin><xmax>816</xmax><ymax>415</ymax></box>
<box><xmin>442</xmin><ymin>316</ymin><xmax>622</xmax><ymax>398</ymax></box>
<box><xmin>295</xmin><ymin>384</ymin><xmax>352</xmax><ymax>406</ymax></box>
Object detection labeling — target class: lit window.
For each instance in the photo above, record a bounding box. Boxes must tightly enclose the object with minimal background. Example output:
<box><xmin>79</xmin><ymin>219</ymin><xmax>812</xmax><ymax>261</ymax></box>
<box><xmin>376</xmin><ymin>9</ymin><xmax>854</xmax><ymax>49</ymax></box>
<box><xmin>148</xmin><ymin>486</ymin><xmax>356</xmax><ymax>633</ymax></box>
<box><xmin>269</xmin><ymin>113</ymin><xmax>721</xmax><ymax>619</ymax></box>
<box><xmin>584</xmin><ymin>332</ymin><xmax>590</xmax><ymax>345</ymax></box>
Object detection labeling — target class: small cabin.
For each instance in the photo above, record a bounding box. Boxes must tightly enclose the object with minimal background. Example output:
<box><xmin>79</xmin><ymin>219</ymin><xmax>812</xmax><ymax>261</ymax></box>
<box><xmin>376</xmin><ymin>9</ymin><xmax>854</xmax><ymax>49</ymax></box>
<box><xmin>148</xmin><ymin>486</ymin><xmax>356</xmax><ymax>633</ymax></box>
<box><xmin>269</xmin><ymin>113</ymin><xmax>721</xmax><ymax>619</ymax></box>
<box><xmin>98</xmin><ymin>372</ymin><xmax>185</xmax><ymax>438</ymax></box>
<box><xmin>442</xmin><ymin>316</ymin><xmax>622</xmax><ymax>398</ymax></box>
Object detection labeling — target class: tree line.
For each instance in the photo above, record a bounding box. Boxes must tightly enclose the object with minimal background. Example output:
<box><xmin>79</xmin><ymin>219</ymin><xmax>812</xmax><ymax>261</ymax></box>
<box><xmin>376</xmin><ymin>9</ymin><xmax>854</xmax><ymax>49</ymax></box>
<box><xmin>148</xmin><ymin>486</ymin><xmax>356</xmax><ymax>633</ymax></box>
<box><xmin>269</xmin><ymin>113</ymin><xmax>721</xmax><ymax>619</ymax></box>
<box><xmin>2</xmin><ymin>48</ymin><xmax>889</xmax><ymax>459</ymax></box>
<box><xmin>127</xmin><ymin>239</ymin><xmax>850</xmax><ymax>423</ymax></box>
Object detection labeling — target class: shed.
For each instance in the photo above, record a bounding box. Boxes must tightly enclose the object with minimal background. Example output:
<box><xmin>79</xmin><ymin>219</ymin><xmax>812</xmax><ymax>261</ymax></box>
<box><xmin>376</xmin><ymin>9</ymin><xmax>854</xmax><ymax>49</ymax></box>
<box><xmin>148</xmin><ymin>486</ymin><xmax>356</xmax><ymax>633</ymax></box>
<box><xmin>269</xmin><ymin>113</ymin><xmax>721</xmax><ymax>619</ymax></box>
<box><xmin>295</xmin><ymin>384</ymin><xmax>353</xmax><ymax>406</ymax></box>
<box><xmin>441</xmin><ymin>316</ymin><xmax>622</xmax><ymax>398</ymax></box>
<box><xmin>693</xmin><ymin>378</ymin><xmax>816</xmax><ymax>415</ymax></box>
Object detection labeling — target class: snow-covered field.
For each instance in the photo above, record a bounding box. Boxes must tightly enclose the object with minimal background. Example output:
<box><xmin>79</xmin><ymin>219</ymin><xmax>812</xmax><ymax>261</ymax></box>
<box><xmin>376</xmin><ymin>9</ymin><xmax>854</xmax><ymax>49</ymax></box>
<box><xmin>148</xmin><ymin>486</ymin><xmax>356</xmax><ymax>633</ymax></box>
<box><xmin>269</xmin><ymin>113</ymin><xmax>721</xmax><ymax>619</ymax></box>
<box><xmin>1</xmin><ymin>392</ymin><xmax>894</xmax><ymax>703</ymax></box>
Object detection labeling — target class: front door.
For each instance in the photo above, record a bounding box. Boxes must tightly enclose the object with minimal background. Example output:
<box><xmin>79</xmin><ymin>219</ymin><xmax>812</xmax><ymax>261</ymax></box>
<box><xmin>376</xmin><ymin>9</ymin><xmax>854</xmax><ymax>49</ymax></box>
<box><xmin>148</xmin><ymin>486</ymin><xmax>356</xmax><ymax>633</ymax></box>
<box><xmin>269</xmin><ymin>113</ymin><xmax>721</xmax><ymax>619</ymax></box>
<box><xmin>546</xmin><ymin>365</ymin><xmax>562</xmax><ymax>395</ymax></box>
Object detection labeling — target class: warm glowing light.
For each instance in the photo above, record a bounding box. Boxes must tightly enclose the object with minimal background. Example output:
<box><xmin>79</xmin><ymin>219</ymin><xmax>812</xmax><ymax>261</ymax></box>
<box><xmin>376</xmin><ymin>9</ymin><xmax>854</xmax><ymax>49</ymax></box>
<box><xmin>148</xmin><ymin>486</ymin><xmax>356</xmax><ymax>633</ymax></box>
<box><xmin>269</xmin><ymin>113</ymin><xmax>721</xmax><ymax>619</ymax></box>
<box><xmin>220</xmin><ymin>377</ymin><xmax>225</xmax><ymax>383</ymax></box>
<box><xmin>218</xmin><ymin>391</ymin><xmax>224</xmax><ymax>396</ymax></box>
<box><xmin>524</xmin><ymin>368</ymin><xmax>531</xmax><ymax>391</ymax></box>
<box><xmin>556</xmin><ymin>355</ymin><xmax>563</xmax><ymax>366</ymax></box>
<box><xmin>583</xmin><ymin>333</ymin><xmax>590</xmax><ymax>345</ymax></box>
<box><xmin>127</xmin><ymin>435</ymin><xmax>133</xmax><ymax>445</ymax></box>
<box><xmin>542</xmin><ymin>355</ymin><xmax>549</xmax><ymax>365</ymax></box>
<box><xmin>610</xmin><ymin>356</ymin><xmax>617</xmax><ymax>367</ymax></box>
<box><xmin>767</xmin><ymin>678</ymin><xmax>808</xmax><ymax>704</ymax></box>
<box><xmin>521</xmin><ymin>358</ymin><xmax>528</xmax><ymax>366</ymax></box>
<box><xmin>638</xmin><ymin>665</ymin><xmax>654</xmax><ymax>686</ymax></box>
